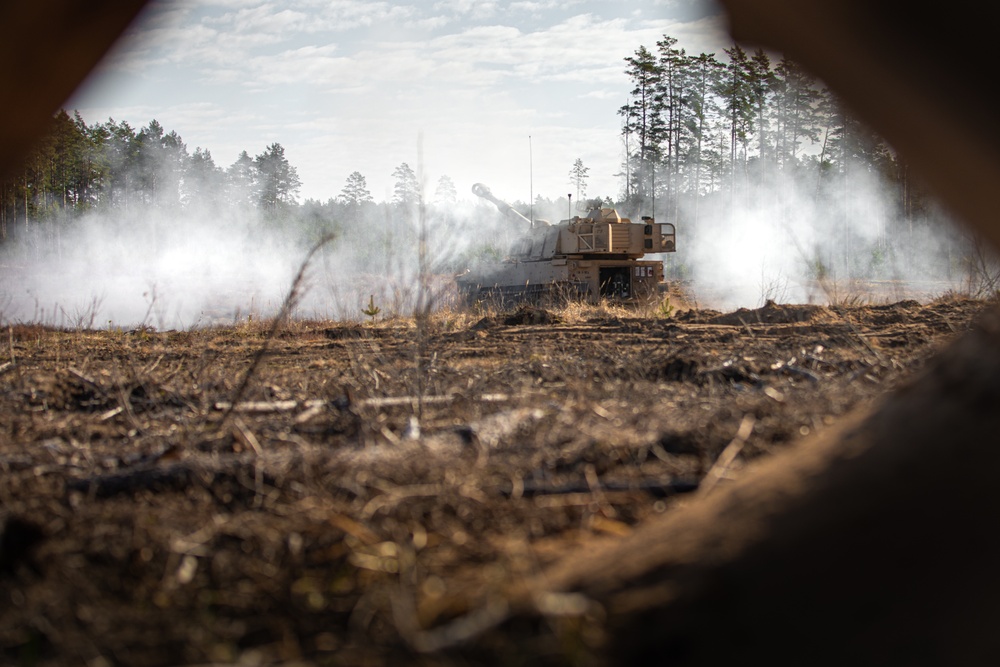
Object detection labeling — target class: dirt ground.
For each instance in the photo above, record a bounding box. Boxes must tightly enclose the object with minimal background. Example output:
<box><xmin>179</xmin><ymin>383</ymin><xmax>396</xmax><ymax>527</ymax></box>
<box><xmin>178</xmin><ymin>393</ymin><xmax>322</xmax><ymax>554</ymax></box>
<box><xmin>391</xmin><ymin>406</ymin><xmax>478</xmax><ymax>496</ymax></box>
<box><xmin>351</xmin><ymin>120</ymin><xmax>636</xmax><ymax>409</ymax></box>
<box><xmin>0</xmin><ymin>295</ymin><xmax>988</xmax><ymax>666</ymax></box>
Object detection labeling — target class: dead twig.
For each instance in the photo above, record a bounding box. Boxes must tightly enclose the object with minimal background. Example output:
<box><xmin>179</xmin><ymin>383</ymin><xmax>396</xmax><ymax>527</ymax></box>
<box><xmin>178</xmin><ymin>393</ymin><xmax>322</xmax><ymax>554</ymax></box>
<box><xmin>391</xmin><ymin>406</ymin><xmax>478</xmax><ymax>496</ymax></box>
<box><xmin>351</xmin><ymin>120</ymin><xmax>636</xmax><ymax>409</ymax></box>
<box><xmin>360</xmin><ymin>393</ymin><xmax>510</xmax><ymax>409</ymax></box>
<box><xmin>700</xmin><ymin>414</ymin><xmax>756</xmax><ymax>496</ymax></box>
<box><xmin>782</xmin><ymin>364</ymin><xmax>821</xmax><ymax>383</ymax></box>
<box><xmin>399</xmin><ymin>594</ymin><xmax>511</xmax><ymax>654</ymax></box>
<box><xmin>98</xmin><ymin>406</ymin><xmax>123</xmax><ymax>422</ymax></box>
<box><xmin>67</xmin><ymin>367</ymin><xmax>101</xmax><ymax>390</ymax></box>
<box><xmin>214</xmin><ymin>400</ymin><xmax>303</xmax><ymax>413</ymax></box>
<box><xmin>585</xmin><ymin>463</ymin><xmax>616</xmax><ymax>518</ymax></box>
<box><xmin>501</xmin><ymin>478</ymin><xmax>699</xmax><ymax>499</ymax></box>
<box><xmin>213</xmin><ymin>394</ymin><xmax>511</xmax><ymax>414</ymax></box>
<box><xmin>361</xmin><ymin>484</ymin><xmax>445</xmax><ymax>519</ymax></box>
<box><xmin>231</xmin><ymin>418</ymin><xmax>263</xmax><ymax>456</ymax></box>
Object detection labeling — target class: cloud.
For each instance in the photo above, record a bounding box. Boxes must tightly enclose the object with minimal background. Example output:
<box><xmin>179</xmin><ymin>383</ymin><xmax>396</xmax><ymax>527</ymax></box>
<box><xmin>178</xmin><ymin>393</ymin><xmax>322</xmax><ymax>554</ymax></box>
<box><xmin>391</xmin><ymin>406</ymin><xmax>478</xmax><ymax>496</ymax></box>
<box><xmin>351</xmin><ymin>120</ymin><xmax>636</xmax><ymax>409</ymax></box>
<box><xmin>408</xmin><ymin>15</ymin><xmax>453</xmax><ymax>31</ymax></box>
<box><xmin>106</xmin><ymin>1</ymin><xmax>729</xmax><ymax>93</ymax></box>
<box><xmin>243</xmin><ymin>45</ymin><xmax>350</xmax><ymax>87</ymax></box>
<box><xmin>509</xmin><ymin>0</ymin><xmax>586</xmax><ymax>13</ymax></box>
<box><xmin>432</xmin><ymin>0</ymin><xmax>499</xmax><ymax>20</ymax></box>
<box><xmin>218</xmin><ymin>5</ymin><xmax>313</xmax><ymax>34</ymax></box>
<box><xmin>579</xmin><ymin>89</ymin><xmax>619</xmax><ymax>100</ymax></box>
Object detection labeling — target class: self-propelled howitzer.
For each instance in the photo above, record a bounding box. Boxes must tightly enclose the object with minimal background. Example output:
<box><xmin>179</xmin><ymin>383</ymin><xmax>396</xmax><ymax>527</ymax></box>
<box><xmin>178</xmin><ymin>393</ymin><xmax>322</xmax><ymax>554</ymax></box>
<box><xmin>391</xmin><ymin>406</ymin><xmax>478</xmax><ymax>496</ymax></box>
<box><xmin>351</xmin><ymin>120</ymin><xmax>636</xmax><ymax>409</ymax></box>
<box><xmin>458</xmin><ymin>183</ymin><xmax>676</xmax><ymax>304</ymax></box>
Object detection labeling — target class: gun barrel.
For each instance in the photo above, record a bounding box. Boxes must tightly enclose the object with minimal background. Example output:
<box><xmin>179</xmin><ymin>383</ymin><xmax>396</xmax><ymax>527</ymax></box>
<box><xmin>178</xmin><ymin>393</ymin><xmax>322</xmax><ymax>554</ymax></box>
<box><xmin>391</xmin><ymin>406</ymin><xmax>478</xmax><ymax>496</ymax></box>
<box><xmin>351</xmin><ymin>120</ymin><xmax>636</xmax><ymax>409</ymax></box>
<box><xmin>472</xmin><ymin>182</ymin><xmax>531</xmax><ymax>225</ymax></box>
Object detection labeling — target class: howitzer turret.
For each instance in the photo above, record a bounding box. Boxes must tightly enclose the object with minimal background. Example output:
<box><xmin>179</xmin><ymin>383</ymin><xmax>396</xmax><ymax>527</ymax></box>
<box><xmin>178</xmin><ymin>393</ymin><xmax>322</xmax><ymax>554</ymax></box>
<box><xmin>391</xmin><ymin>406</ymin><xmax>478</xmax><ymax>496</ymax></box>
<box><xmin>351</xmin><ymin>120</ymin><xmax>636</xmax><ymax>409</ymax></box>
<box><xmin>458</xmin><ymin>182</ymin><xmax>676</xmax><ymax>304</ymax></box>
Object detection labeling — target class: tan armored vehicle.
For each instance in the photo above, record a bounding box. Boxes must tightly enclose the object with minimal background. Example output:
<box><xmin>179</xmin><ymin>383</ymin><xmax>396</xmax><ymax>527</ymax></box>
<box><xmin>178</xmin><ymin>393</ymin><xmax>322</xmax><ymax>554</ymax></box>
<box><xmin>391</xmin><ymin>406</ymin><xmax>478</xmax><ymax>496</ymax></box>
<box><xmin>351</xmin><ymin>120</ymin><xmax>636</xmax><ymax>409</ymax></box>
<box><xmin>458</xmin><ymin>183</ymin><xmax>676</xmax><ymax>304</ymax></box>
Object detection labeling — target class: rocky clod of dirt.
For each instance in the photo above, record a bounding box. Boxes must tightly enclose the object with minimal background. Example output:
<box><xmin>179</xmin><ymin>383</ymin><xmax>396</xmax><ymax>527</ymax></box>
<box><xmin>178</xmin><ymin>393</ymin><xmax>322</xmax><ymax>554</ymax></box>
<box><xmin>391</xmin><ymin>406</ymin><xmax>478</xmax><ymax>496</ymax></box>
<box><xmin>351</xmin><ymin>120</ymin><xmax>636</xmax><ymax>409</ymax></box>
<box><xmin>502</xmin><ymin>305</ymin><xmax>562</xmax><ymax>326</ymax></box>
<box><xmin>471</xmin><ymin>305</ymin><xmax>563</xmax><ymax>330</ymax></box>
<box><xmin>707</xmin><ymin>300</ymin><xmax>832</xmax><ymax>326</ymax></box>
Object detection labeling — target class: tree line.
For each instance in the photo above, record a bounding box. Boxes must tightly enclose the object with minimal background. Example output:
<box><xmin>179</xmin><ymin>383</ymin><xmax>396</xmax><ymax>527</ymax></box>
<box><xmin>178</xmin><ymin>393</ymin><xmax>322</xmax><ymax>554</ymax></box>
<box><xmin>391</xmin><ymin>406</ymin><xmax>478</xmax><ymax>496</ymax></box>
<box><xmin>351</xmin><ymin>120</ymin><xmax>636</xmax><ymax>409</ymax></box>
<box><xmin>0</xmin><ymin>110</ymin><xmax>476</xmax><ymax>248</ymax></box>
<box><xmin>616</xmin><ymin>37</ymin><xmax>940</xmax><ymax>222</ymax></box>
<box><xmin>0</xmin><ymin>111</ymin><xmax>307</xmax><ymax>240</ymax></box>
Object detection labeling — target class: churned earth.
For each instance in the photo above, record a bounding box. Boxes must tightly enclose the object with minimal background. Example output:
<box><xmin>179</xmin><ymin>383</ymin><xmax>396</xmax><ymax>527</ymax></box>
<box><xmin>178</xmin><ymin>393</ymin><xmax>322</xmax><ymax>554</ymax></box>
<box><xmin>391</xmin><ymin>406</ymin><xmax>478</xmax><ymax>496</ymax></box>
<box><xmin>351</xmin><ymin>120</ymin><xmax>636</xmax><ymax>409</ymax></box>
<box><xmin>0</xmin><ymin>295</ymin><xmax>987</xmax><ymax>665</ymax></box>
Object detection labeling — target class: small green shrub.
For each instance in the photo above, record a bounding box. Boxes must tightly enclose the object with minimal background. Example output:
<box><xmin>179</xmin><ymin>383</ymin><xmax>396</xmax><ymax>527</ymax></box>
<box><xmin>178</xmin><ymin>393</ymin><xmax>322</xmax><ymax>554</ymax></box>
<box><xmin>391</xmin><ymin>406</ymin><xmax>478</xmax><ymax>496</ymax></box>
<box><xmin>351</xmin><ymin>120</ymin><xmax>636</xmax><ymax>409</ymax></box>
<box><xmin>362</xmin><ymin>294</ymin><xmax>381</xmax><ymax>323</ymax></box>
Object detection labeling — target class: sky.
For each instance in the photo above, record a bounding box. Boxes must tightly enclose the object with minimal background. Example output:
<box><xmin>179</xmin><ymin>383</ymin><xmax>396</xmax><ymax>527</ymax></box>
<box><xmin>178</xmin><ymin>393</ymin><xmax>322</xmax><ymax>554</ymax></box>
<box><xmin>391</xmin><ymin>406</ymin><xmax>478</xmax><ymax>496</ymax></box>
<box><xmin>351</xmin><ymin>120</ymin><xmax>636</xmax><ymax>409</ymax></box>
<box><xmin>68</xmin><ymin>0</ymin><xmax>731</xmax><ymax>205</ymax></box>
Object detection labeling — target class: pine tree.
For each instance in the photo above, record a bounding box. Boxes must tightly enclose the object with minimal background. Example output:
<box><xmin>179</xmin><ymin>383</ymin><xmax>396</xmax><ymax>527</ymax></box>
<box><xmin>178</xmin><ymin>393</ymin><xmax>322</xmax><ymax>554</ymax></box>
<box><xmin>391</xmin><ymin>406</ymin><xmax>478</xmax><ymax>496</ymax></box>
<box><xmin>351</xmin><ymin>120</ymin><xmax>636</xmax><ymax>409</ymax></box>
<box><xmin>747</xmin><ymin>49</ymin><xmax>775</xmax><ymax>173</ymax></box>
<box><xmin>773</xmin><ymin>57</ymin><xmax>823</xmax><ymax>168</ymax></box>
<box><xmin>339</xmin><ymin>171</ymin><xmax>373</xmax><ymax>207</ymax></box>
<box><xmin>391</xmin><ymin>162</ymin><xmax>419</xmax><ymax>207</ymax></box>
<box><xmin>254</xmin><ymin>143</ymin><xmax>301</xmax><ymax>210</ymax></box>
<box><xmin>433</xmin><ymin>175</ymin><xmax>457</xmax><ymax>204</ymax></box>
<box><xmin>103</xmin><ymin>118</ymin><xmax>139</xmax><ymax>211</ymax></box>
<box><xmin>49</xmin><ymin>110</ymin><xmax>88</xmax><ymax>211</ymax></box>
<box><xmin>135</xmin><ymin>119</ymin><xmax>165</xmax><ymax>207</ymax></box>
<box><xmin>186</xmin><ymin>147</ymin><xmax>224</xmax><ymax>210</ymax></box>
<box><xmin>160</xmin><ymin>130</ymin><xmax>188</xmax><ymax>211</ymax></box>
<box><xmin>717</xmin><ymin>44</ymin><xmax>756</xmax><ymax>199</ymax></box>
<box><xmin>76</xmin><ymin>111</ymin><xmax>109</xmax><ymax>210</ymax></box>
<box><xmin>685</xmin><ymin>52</ymin><xmax>725</xmax><ymax>202</ymax></box>
<box><xmin>569</xmin><ymin>158</ymin><xmax>589</xmax><ymax>202</ymax></box>
<box><xmin>656</xmin><ymin>36</ymin><xmax>688</xmax><ymax>211</ymax></box>
<box><xmin>620</xmin><ymin>45</ymin><xmax>666</xmax><ymax>200</ymax></box>
<box><xmin>226</xmin><ymin>151</ymin><xmax>257</xmax><ymax>210</ymax></box>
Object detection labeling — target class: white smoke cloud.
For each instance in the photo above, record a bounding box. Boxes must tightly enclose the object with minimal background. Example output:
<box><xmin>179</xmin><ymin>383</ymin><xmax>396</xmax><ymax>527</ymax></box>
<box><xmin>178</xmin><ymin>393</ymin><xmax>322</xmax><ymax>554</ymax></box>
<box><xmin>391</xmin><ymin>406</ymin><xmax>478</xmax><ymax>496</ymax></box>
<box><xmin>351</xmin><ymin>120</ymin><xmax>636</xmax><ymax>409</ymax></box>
<box><xmin>680</xmin><ymin>164</ymin><xmax>969</xmax><ymax>310</ymax></box>
<box><xmin>0</xmin><ymin>191</ymin><xmax>517</xmax><ymax>329</ymax></box>
<box><xmin>0</xmin><ymin>209</ymin><xmax>304</xmax><ymax>328</ymax></box>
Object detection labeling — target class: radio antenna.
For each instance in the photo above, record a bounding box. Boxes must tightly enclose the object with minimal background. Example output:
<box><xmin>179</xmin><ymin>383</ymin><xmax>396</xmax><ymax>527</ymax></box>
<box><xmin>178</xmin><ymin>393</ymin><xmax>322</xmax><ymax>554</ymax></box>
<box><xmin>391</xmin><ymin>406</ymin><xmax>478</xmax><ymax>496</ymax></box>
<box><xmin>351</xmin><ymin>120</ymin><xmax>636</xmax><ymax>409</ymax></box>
<box><xmin>529</xmin><ymin>135</ymin><xmax>534</xmax><ymax>226</ymax></box>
